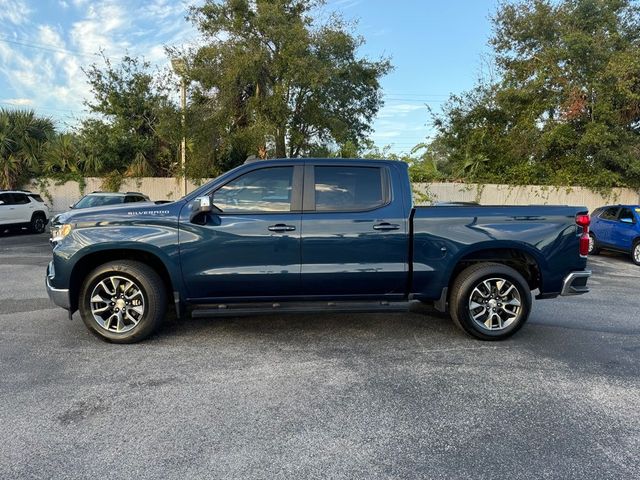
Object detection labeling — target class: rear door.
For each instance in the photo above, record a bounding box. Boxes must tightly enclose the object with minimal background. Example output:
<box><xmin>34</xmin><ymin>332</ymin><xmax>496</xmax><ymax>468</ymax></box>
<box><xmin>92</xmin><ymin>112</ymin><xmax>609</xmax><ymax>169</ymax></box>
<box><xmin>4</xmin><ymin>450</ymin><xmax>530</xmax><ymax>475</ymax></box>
<box><xmin>595</xmin><ymin>206</ymin><xmax>620</xmax><ymax>245</ymax></box>
<box><xmin>610</xmin><ymin>207</ymin><xmax>638</xmax><ymax>251</ymax></box>
<box><xmin>10</xmin><ymin>193</ymin><xmax>33</xmax><ymax>223</ymax></box>
<box><xmin>299</xmin><ymin>163</ymin><xmax>409</xmax><ymax>297</ymax></box>
<box><xmin>0</xmin><ymin>193</ymin><xmax>16</xmax><ymax>225</ymax></box>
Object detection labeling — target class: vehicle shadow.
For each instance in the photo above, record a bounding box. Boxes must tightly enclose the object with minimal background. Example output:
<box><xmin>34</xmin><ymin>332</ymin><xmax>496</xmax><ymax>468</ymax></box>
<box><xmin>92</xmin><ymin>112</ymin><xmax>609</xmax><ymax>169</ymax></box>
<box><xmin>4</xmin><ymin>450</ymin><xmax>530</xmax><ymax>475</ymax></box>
<box><xmin>155</xmin><ymin>307</ymin><xmax>460</xmax><ymax>346</ymax></box>
<box><xmin>0</xmin><ymin>227</ymin><xmax>45</xmax><ymax>237</ymax></box>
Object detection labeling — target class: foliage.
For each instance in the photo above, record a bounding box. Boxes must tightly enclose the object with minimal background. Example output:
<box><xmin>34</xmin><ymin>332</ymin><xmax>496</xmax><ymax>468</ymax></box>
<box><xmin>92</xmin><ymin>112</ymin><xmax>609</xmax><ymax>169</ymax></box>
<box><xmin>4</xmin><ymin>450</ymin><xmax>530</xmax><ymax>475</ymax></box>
<box><xmin>0</xmin><ymin>108</ymin><xmax>54</xmax><ymax>189</ymax></box>
<box><xmin>182</xmin><ymin>0</ymin><xmax>391</xmax><ymax>174</ymax></box>
<box><xmin>429</xmin><ymin>0</ymin><xmax>640</xmax><ymax>189</ymax></box>
<box><xmin>101</xmin><ymin>170</ymin><xmax>124</xmax><ymax>192</ymax></box>
<box><xmin>80</xmin><ymin>55</ymin><xmax>179</xmax><ymax>178</ymax></box>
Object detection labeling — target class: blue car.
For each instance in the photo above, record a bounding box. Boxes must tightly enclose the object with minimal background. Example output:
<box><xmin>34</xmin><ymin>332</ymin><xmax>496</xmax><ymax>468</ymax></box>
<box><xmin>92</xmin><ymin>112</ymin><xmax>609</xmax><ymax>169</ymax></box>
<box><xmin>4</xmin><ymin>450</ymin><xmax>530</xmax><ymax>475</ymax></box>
<box><xmin>589</xmin><ymin>205</ymin><xmax>640</xmax><ymax>265</ymax></box>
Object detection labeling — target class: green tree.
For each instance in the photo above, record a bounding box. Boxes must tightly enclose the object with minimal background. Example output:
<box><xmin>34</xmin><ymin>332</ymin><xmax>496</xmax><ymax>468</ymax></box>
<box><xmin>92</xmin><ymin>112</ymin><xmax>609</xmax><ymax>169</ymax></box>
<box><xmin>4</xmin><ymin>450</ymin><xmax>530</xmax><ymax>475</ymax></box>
<box><xmin>430</xmin><ymin>0</ymin><xmax>640</xmax><ymax>188</ymax></box>
<box><xmin>0</xmin><ymin>109</ymin><xmax>54</xmax><ymax>189</ymax></box>
<box><xmin>183</xmin><ymin>0</ymin><xmax>391</xmax><ymax>172</ymax></box>
<box><xmin>80</xmin><ymin>55</ymin><xmax>179</xmax><ymax>177</ymax></box>
<box><xmin>43</xmin><ymin>133</ymin><xmax>83</xmax><ymax>175</ymax></box>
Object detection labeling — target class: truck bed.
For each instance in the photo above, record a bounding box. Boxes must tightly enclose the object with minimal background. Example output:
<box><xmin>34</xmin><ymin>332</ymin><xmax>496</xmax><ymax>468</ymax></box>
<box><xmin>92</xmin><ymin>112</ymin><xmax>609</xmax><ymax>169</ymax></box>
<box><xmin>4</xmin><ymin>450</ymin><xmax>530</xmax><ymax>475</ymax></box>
<box><xmin>410</xmin><ymin>205</ymin><xmax>589</xmax><ymax>300</ymax></box>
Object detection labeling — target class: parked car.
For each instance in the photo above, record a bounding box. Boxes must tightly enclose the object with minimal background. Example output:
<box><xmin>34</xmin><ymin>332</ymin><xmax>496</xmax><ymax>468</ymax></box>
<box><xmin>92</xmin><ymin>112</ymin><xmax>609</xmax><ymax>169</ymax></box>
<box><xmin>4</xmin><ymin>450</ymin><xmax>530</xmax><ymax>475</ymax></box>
<box><xmin>0</xmin><ymin>190</ymin><xmax>51</xmax><ymax>233</ymax></box>
<box><xmin>70</xmin><ymin>191</ymin><xmax>151</xmax><ymax>209</ymax></box>
<box><xmin>50</xmin><ymin>192</ymin><xmax>152</xmax><ymax>232</ymax></box>
<box><xmin>46</xmin><ymin>158</ymin><xmax>591</xmax><ymax>343</ymax></box>
<box><xmin>588</xmin><ymin>205</ymin><xmax>640</xmax><ymax>265</ymax></box>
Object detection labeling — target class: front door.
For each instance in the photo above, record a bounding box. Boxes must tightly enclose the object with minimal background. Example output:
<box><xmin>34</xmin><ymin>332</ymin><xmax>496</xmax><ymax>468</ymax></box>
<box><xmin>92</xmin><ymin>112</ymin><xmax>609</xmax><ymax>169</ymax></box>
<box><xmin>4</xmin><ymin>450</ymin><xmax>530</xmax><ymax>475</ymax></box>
<box><xmin>299</xmin><ymin>163</ymin><xmax>409</xmax><ymax>297</ymax></box>
<box><xmin>596</xmin><ymin>206</ymin><xmax>620</xmax><ymax>245</ymax></box>
<box><xmin>179</xmin><ymin>165</ymin><xmax>303</xmax><ymax>300</ymax></box>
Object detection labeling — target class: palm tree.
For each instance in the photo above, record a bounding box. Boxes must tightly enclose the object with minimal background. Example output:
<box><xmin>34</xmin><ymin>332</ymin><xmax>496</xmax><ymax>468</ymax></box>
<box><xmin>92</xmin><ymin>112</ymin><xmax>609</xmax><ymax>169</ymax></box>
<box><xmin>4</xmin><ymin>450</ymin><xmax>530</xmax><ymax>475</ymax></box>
<box><xmin>43</xmin><ymin>133</ymin><xmax>81</xmax><ymax>175</ymax></box>
<box><xmin>0</xmin><ymin>109</ymin><xmax>54</xmax><ymax>189</ymax></box>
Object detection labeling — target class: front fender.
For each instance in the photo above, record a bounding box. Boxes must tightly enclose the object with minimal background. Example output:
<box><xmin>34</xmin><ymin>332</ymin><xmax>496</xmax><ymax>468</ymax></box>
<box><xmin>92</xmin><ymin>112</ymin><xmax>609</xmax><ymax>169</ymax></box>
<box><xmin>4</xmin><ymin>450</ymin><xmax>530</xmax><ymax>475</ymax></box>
<box><xmin>51</xmin><ymin>224</ymin><xmax>184</xmax><ymax>303</ymax></box>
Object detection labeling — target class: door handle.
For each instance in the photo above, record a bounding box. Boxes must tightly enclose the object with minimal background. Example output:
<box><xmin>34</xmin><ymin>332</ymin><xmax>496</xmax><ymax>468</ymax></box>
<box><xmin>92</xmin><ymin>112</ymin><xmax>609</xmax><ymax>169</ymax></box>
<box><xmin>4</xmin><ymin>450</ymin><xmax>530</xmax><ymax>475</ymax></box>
<box><xmin>268</xmin><ymin>224</ymin><xmax>296</xmax><ymax>232</ymax></box>
<box><xmin>373</xmin><ymin>222</ymin><xmax>400</xmax><ymax>231</ymax></box>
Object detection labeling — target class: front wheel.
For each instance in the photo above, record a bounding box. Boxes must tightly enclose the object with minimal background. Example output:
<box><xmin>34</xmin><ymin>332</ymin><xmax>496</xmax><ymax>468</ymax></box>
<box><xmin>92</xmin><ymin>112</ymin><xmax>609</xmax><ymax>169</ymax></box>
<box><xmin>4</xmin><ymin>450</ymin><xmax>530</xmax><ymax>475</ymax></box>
<box><xmin>449</xmin><ymin>263</ymin><xmax>532</xmax><ymax>340</ymax></box>
<box><xmin>632</xmin><ymin>241</ymin><xmax>640</xmax><ymax>266</ymax></box>
<box><xmin>79</xmin><ymin>260</ymin><xmax>167</xmax><ymax>343</ymax></box>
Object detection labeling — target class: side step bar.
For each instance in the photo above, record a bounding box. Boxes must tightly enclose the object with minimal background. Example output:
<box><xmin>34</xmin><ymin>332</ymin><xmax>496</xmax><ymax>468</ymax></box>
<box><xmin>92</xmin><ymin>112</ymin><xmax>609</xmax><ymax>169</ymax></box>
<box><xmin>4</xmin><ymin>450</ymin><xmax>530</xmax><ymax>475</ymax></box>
<box><xmin>191</xmin><ymin>301</ymin><xmax>411</xmax><ymax>318</ymax></box>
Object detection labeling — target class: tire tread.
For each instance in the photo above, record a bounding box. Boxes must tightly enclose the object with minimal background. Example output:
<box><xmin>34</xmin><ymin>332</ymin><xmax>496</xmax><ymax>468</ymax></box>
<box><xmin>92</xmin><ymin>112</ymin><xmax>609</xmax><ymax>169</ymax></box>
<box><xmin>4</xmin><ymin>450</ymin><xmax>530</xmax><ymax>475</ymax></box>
<box><xmin>79</xmin><ymin>260</ymin><xmax>167</xmax><ymax>343</ymax></box>
<box><xmin>449</xmin><ymin>262</ymin><xmax>532</xmax><ymax>341</ymax></box>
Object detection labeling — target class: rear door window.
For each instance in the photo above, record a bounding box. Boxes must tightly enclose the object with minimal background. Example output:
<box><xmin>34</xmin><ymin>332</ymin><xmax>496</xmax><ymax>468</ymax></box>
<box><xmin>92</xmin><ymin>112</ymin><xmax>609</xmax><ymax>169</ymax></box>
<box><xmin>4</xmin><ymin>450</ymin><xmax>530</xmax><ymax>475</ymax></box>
<box><xmin>619</xmin><ymin>208</ymin><xmax>635</xmax><ymax>223</ymax></box>
<box><xmin>312</xmin><ymin>166</ymin><xmax>387</xmax><ymax>212</ymax></box>
<box><xmin>12</xmin><ymin>193</ymin><xmax>29</xmax><ymax>204</ymax></box>
<box><xmin>600</xmin><ymin>207</ymin><xmax>619</xmax><ymax>220</ymax></box>
<box><xmin>0</xmin><ymin>193</ymin><xmax>14</xmax><ymax>205</ymax></box>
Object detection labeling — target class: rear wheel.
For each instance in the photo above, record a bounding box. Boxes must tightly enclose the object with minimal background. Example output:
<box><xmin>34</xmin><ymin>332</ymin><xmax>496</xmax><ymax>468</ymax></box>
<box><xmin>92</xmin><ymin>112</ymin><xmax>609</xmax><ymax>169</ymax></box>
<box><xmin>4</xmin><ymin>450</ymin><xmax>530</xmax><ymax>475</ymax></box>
<box><xmin>588</xmin><ymin>233</ymin><xmax>600</xmax><ymax>255</ymax></box>
<box><xmin>30</xmin><ymin>214</ymin><xmax>46</xmax><ymax>233</ymax></box>
<box><xmin>632</xmin><ymin>241</ymin><xmax>640</xmax><ymax>266</ymax></box>
<box><xmin>449</xmin><ymin>263</ymin><xmax>532</xmax><ymax>340</ymax></box>
<box><xmin>79</xmin><ymin>260</ymin><xmax>166</xmax><ymax>343</ymax></box>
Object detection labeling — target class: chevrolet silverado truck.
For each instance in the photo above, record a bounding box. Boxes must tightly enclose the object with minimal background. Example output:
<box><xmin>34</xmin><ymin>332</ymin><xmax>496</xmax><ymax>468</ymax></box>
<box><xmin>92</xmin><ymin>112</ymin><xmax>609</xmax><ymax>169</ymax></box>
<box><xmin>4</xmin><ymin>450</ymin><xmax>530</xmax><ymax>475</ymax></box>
<box><xmin>47</xmin><ymin>159</ymin><xmax>592</xmax><ymax>343</ymax></box>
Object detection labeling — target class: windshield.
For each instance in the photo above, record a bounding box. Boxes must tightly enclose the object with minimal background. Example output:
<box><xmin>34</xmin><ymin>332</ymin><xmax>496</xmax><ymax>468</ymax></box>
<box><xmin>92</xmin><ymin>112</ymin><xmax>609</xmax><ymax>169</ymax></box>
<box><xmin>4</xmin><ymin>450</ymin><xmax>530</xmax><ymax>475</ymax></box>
<box><xmin>73</xmin><ymin>195</ymin><xmax>125</xmax><ymax>209</ymax></box>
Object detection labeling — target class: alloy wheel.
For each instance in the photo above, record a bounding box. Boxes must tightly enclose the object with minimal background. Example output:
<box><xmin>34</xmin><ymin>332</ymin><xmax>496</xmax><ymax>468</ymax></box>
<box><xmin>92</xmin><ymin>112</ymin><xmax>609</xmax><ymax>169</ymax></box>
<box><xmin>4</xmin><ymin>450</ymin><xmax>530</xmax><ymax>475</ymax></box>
<box><xmin>90</xmin><ymin>276</ymin><xmax>145</xmax><ymax>333</ymax></box>
<box><xmin>33</xmin><ymin>218</ymin><xmax>45</xmax><ymax>233</ymax></box>
<box><xmin>468</xmin><ymin>277</ymin><xmax>522</xmax><ymax>331</ymax></box>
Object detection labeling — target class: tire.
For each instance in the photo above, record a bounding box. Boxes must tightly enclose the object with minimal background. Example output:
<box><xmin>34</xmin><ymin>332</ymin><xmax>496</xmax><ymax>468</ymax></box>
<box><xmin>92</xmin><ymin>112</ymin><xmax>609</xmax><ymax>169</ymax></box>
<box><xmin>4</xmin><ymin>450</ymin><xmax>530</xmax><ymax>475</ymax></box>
<box><xmin>632</xmin><ymin>241</ymin><xmax>640</xmax><ymax>266</ymax></box>
<box><xmin>449</xmin><ymin>262</ymin><xmax>532</xmax><ymax>341</ymax></box>
<box><xmin>30</xmin><ymin>213</ymin><xmax>46</xmax><ymax>234</ymax></box>
<box><xmin>79</xmin><ymin>260</ymin><xmax>167</xmax><ymax>343</ymax></box>
<box><xmin>588</xmin><ymin>233</ymin><xmax>600</xmax><ymax>255</ymax></box>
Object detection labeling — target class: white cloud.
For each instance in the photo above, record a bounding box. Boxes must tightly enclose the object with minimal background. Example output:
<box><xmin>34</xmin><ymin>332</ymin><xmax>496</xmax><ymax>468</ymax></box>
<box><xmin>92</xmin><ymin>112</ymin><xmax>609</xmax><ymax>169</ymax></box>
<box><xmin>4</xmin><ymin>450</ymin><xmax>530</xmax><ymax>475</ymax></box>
<box><xmin>0</xmin><ymin>0</ymin><xmax>197</xmax><ymax>128</ymax></box>
<box><xmin>0</xmin><ymin>0</ymin><xmax>31</xmax><ymax>24</ymax></box>
<box><xmin>1</xmin><ymin>97</ymin><xmax>33</xmax><ymax>105</ymax></box>
<box><xmin>377</xmin><ymin>103</ymin><xmax>426</xmax><ymax>118</ymax></box>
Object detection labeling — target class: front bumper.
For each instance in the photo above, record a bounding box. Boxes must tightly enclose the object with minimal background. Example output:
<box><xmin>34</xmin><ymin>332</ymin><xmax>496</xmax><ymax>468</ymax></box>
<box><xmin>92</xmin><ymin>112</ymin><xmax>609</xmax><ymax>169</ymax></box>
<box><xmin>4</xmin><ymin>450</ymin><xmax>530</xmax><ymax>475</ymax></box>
<box><xmin>560</xmin><ymin>270</ymin><xmax>591</xmax><ymax>296</ymax></box>
<box><xmin>46</xmin><ymin>261</ymin><xmax>70</xmax><ymax>309</ymax></box>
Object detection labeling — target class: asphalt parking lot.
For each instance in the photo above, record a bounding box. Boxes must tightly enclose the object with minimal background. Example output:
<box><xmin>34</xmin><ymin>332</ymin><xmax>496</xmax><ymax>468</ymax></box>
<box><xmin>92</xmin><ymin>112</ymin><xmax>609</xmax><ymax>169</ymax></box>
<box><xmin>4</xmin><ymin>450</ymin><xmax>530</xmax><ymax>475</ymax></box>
<box><xmin>0</xmin><ymin>232</ymin><xmax>638</xmax><ymax>479</ymax></box>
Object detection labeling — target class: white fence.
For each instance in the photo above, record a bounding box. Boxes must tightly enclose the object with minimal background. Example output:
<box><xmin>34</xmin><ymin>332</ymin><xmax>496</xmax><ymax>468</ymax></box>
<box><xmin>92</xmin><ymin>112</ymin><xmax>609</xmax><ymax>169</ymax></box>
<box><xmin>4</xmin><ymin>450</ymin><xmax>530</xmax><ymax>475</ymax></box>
<box><xmin>416</xmin><ymin>183</ymin><xmax>639</xmax><ymax>213</ymax></box>
<box><xmin>24</xmin><ymin>177</ymin><xmax>640</xmax><ymax>215</ymax></box>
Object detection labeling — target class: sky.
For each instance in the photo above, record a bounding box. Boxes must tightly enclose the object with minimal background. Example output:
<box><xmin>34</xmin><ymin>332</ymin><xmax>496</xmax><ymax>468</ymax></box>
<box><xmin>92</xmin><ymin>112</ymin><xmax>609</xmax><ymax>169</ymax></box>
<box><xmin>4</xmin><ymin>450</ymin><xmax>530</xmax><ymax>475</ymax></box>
<box><xmin>0</xmin><ymin>0</ymin><xmax>500</xmax><ymax>154</ymax></box>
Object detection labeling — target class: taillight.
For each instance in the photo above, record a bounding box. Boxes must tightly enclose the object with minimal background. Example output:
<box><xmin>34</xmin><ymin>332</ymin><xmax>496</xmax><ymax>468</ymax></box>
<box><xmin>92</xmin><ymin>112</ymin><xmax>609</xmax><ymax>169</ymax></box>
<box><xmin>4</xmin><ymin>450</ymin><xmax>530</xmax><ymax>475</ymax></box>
<box><xmin>576</xmin><ymin>213</ymin><xmax>590</xmax><ymax>256</ymax></box>
<box><xmin>576</xmin><ymin>214</ymin><xmax>590</xmax><ymax>228</ymax></box>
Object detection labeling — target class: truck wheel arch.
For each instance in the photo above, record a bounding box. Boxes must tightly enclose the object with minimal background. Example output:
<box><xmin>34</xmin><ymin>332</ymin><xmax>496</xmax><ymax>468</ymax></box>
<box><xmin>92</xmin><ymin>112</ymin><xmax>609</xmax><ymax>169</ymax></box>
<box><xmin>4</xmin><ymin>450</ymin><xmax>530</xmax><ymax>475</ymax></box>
<box><xmin>68</xmin><ymin>248</ymin><xmax>177</xmax><ymax>313</ymax></box>
<box><xmin>446</xmin><ymin>246</ymin><xmax>544</xmax><ymax>293</ymax></box>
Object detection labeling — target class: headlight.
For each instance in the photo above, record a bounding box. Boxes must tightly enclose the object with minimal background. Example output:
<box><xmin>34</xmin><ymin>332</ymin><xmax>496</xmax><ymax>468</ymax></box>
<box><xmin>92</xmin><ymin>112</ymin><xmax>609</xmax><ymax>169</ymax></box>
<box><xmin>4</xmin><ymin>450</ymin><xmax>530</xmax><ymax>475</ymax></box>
<box><xmin>50</xmin><ymin>224</ymin><xmax>73</xmax><ymax>243</ymax></box>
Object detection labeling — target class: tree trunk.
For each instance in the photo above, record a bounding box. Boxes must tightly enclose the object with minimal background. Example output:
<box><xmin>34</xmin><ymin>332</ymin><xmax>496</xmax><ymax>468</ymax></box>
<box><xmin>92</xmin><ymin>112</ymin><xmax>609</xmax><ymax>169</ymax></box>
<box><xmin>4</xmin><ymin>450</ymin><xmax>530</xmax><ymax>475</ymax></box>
<box><xmin>275</xmin><ymin>127</ymin><xmax>286</xmax><ymax>158</ymax></box>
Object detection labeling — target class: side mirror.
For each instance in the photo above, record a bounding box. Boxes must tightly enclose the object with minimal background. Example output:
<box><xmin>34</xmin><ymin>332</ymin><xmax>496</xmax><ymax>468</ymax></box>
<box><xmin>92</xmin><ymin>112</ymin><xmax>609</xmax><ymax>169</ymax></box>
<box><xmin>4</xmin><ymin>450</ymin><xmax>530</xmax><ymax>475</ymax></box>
<box><xmin>190</xmin><ymin>195</ymin><xmax>213</xmax><ymax>223</ymax></box>
<box><xmin>620</xmin><ymin>217</ymin><xmax>634</xmax><ymax>224</ymax></box>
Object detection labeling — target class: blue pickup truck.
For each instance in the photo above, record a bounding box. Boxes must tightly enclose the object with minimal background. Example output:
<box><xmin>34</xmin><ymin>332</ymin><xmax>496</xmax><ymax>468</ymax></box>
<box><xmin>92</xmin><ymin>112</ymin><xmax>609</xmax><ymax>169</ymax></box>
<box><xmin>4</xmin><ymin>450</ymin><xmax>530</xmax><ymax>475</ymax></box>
<box><xmin>47</xmin><ymin>159</ymin><xmax>592</xmax><ymax>343</ymax></box>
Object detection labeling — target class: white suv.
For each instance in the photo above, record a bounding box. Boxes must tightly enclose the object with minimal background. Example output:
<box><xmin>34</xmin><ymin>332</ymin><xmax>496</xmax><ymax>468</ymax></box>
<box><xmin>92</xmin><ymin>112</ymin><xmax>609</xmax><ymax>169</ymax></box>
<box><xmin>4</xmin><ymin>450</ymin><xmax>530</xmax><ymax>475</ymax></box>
<box><xmin>0</xmin><ymin>190</ymin><xmax>51</xmax><ymax>234</ymax></box>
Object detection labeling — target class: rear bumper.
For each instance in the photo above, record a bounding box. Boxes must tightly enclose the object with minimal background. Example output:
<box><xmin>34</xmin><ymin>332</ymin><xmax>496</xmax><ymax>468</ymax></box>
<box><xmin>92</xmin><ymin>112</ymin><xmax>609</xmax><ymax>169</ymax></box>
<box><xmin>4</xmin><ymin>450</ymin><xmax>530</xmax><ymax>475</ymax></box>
<box><xmin>46</xmin><ymin>261</ymin><xmax>70</xmax><ymax>309</ymax></box>
<box><xmin>560</xmin><ymin>270</ymin><xmax>591</xmax><ymax>296</ymax></box>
